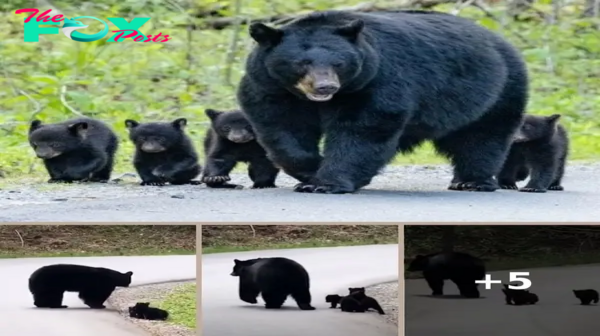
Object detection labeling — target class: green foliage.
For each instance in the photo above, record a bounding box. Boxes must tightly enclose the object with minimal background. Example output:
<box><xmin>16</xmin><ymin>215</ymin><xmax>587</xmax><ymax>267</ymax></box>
<box><xmin>1</xmin><ymin>1</ymin><xmax>599</xmax><ymax>176</ymax></box>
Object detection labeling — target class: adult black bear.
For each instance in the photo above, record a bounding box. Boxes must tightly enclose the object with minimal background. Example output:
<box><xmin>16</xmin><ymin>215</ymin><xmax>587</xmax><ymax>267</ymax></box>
<box><xmin>28</xmin><ymin>118</ymin><xmax>118</xmax><ymax>183</ymax></box>
<box><xmin>129</xmin><ymin>302</ymin><xmax>169</xmax><ymax>320</ymax></box>
<box><xmin>573</xmin><ymin>289</ymin><xmax>599</xmax><ymax>305</ymax></box>
<box><xmin>28</xmin><ymin>264</ymin><xmax>133</xmax><ymax>308</ymax></box>
<box><xmin>125</xmin><ymin>118</ymin><xmax>202</xmax><ymax>186</ymax></box>
<box><xmin>498</xmin><ymin>114</ymin><xmax>568</xmax><ymax>193</ymax></box>
<box><xmin>202</xmin><ymin>108</ymin><xmax>279</xmax><ymax>189</ymax></box>
<box><xmin>237</xmin><ymin>10</ymin><xmax>528</xmax><ymax>194</ymax></box>
<box><xmin>230</xmin><ymin>257</ymin><xmax>315</xmax><ymax>310</ymax></box>
<box><xmin>407</xmin><ymin>252</ymin><xmax>486</xmax><ymax>298</ymax></box>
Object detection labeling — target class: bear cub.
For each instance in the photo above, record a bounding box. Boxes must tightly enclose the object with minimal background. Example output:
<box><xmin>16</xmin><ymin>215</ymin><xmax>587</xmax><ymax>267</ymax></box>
<box><xmin>28</xmin><ymin>264</ymin><xmax>133</xmax><ymax>309</ymax></box>
<box><xmin>230</xmin><ymin>257</ymin><xmax>315</xmax><ymax>310</ymax></box>
<box><xmin>325</xmin><ymin>294</ymin><xmax>342</xmax><ymax>308</ymax></box>
<box><xmin>501</xmin><ymin>284</ymin><xmax>538</xmax><ymax>305</ymax></box>
<box><xmin>347</xmin><ymin>287</ymin><xmax>385</xmax><ymax>314</ymax></box>
<box><xmin>202</xmin><ymin>108</ymin><xmax>279</xmax><ymax>189</ymax></box>
<box><xmin>125</xmin><ymin>118</ymin><xmax>202</xmax><ymax>186</ymax></box>
<box><xmin>572</xmin><ymin>289</ymin><xmax>599</xmax><ymax>305</ymax></box>
<box><xmin>28</xmin><ymin>118</ymin><xmax>118</xmax><ymax>183</ymax></box>
<box><xmin>129</xmin><ymin>302</ymin><xmax>169</xmax><ymax>320</ymax></box>
<box><xmin>498</xmin><ymin>114</ymin><xmax>568</xmax><ymax>193</ymax></box>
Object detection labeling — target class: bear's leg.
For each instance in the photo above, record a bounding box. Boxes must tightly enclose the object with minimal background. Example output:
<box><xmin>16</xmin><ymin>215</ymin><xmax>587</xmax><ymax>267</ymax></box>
<box><xmin>79</xmin><ymin>286</ymin><xmax>114</xmax><ymax>309</ymax></box>
<box><xmin>248</xmin><ymin>157</ymin><xmax>279</xmax><ymax>189</ymax></box>
<box><xmin>424</xmin><ymin>275</ymin><xmax>444</xmax><ymax>296</ymax></box>
<box><xmin>239</xmin><ymin>279</ymin><xmax>259</xmax><ymax>304</ymax></box>
<box><xmin>238</xmin><ymin>92</ymin><xmax>322</xmax><ymax>183</ymax></box>
<box><xmin>201</xmin><ymin>153</ymin><xmax>239</xmax><ymax>188</ymax></box>
<box><xmin>34</xmin><ymin>290</ymin><xmax>68</xmax><ymax>308</ymax></box>
<box><xmin>434</xmin><ymin>113</ymin><xmax>524</xmax><ymax>192</ymax></box>
<box><xmin>168</xmin><ymin>163</ymin><xmax>202</xmax><ymax>185</ymax></box>
<box><xmin>296</xmin><ymin>115</ymin><xmax>401</xmax><ymax>194</ymax></box>
<box><xmin>261</xmin><ymin>290</ymin><xmax>287</xmax><ymax>309</ymax></box>
<box><xmin>497</xmin><ymin>150</ymin><xmax>525</xmax><ymax>190</ymax></box>
<box><xmin>520</xmin><ymin>152</ymin><xmax>555</xmax><ymax>193</ymax></box>
<box><xmin>291</xmin><ymin>287</ymin><xmax>316</xmax><ymax>310</ymax></box>
<box><xmin>548</xmin><ymin>158</ymin><xmax>565</xmax><ymax>191</ymax></box>
<box><xmin>89</xmin><ymin>154</ymin><xmax>114</xmax><ymax>183</ymax></box>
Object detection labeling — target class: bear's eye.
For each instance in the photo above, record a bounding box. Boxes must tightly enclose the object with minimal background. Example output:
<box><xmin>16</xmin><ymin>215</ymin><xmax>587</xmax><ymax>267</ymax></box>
<box><xmin>222</xmin><ymin>126</ymin><xmax>231</xmax><ymax>132</ymax></box>
<box><xmin>332</xmin><ymin>61</ymin><xmax>344</xmax><ymax>68</ymax></box>
<box><xmin>138</xmin><ymin>136</ymin><xmax>146</xmax><ymax>142</ymax></box>
<box><xmin>51</xmin><ymin>142</ymin><xmax>61</xmax><ymax>148</ymax></box>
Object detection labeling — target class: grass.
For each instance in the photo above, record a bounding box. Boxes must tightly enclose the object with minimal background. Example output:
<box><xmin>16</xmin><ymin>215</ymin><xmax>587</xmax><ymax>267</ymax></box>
<box><xmin>0</xmin><ymin>225</ymin><xmax>196</xmax><ymax>258</ymax></box>
<box><xmin>202</xmin><ymin>225</ymin><xmax>398</xmax><ymax>254</ymax></box>
<box><xmin>404</xmin><ymin>225</ymin><xmax>600</xmax><ymax>278</ymax></box>
<box><xmin>1</xmin><ymin>1</ymin><xmax>599</xmax><ymax>177</ymax></box>
<box><xmin>158</xmin><ymin>282</ymin><xmax>197</xmax><ymax>330</ymax></box>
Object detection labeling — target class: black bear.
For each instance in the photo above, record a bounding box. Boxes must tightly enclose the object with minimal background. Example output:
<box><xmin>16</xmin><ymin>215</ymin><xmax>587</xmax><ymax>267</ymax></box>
<box><xmin>573</xmin><ymin>289</ymin><xmax>599</xmax><ymax>305</ymax></box>
<box><xmin>125</xmin><ymin>118</ymin><xmax>202</xmax><ymax>186</ymax></box>
<box><xmin>407</xmin><ymin>251</ymin><xmax>486</xmax><ymax>298</ymax></box>
<box><xmin>28</xmin><ymin>118</ymin><xmax>118</xmax><ymax>183</ymax></box>
<box><xmin>501</xmin><ymin>284</ymin><xmax>538</xmax><ymax>305</ymax></box>
<box><xmin>325</xmin><ymin>294</ymin><xmax>342</xmax><ymax>308</ymax></box>
<box><xmin>498</xmin><ymin>114</ymin><xmax>568</xmax><ymax>193</ymax></box>
<box><xmin>339</xmin><ymin>293</ymin><xmax>365</xmax><ymax>313</ymax></box>
<box><xmin>230</xmin><ymin>257</ymin><xmax>315</xmax><ymax>310</ymax></box>
<box><xmin>129</xmin><ymin>302</ymin><xmax>169</xmax><ymax>320</ymax></box>
<box><xmin>202</xmin><ymin>108</ymin><xmax>279</xmax><ymax>189</ymax></box>
<box><xmin>237</xmin><ymin>10</ymin><xmax>528</xmax><ymax>194</ymax></box>
<box><xmin>28</xmin><ymin>264</ymin><xmax>133</xmax><ymax>309</ymax></box>
<box><xmin>347</xmin><ymin>287</ymin><xmax>385</xmax><ymax>314</ymax></box>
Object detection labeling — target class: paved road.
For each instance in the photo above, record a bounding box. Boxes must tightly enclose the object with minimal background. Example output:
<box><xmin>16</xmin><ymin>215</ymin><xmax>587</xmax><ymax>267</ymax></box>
<box><xmin>202</xmin><ymin>245</ymin><xmax>399</xmax><ymax>336</ymax></box>
<box><xmin>406</xmin><ymin>264</ymin><xmax>600</xmax><ymax>336</ymax></box>
<box><xmin>1</xmin><ymin>165</ymin><xmax>599</xmax><ymax>221</ymax></box>
<box><xmin>0</xmin><ymin>255</ymin><xmax>196</xmax><ymax>336</ymax></box>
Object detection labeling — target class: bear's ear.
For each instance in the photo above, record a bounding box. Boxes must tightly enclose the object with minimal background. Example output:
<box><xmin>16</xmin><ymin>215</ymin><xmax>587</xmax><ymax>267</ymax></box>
<box><xmin>68</xmin><ymin>121</ymin><xmax>89</xmax><ymax>138</ymax></box>
<box><xmin>547</xmin><ymin>114</ymin><xmax>561</xmax><ymax>124</ymax></box>
<box><xmin>250</xmin><ymin>23</ymin><xmax>283</xmax><ymax>46</ymax></box>
<box><xmin>335</xmin><ymin>19</ymin><xmax>364</xmax><ymax>42</ymax></box>
<box><xmin>29</xmin><ymin>119</ymin><xmax>43</xmax><ymax>133</ymax></box>
<box><xmin>172</xmin><ymin>118</ymin><xmax>187</xmax><ymax>130</ymax></box>
<box><xmin>205</xmin><ymin>109</ymin><xmax>222</xmax><ymax>121</ymax></box>
<box><xmin>125</xmin><ymin>119</ymin><xmax>139</xmax><ymax>130</ymax></box>
<box><xmin>234</xmin><ymin>259</ymin><xmax>241</xmax><ymax>265</ymax></box>
<box><xmin>125</xmin><ymin>271</ymin><xmax>133</xmax><ymax>276</ymax></box>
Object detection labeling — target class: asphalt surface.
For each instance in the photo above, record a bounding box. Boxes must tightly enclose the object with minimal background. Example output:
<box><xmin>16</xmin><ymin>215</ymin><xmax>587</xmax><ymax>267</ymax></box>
<box><xmin>1</xmin><ymin>164</ymin><xmax>598</xmax><ymax>221</ymax></box>
<box><xmin>202</xmin><ymin>244</ymin><xmax>399</xmax><ymax>336</ymax></box>
<box><xmin>0</xmin><ymin>255</ymin><xmax>196</xmax><ymax>336</ymax></box>
<box><xmin>406</xmin><ymin>264</ymin><xmax>600</xmax><ymax>336</ymax></box>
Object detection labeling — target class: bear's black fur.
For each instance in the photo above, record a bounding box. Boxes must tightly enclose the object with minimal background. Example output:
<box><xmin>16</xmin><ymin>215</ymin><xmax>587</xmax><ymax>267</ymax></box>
<box><xmin>573</xmin><ymin>289</ymin><xmax>599</xmax><ymax>305</ymax></box>
<box><xmin>339</xmin><ymin>293</ymin><xmax>365</xmax><ymax>313</ymax></box>
<box><xmin>201</xmin><ymin>108</ymin><xmax>279</xmax><ymax>189</ymax></box>
<box><xmin>501</xmin><ymin>284</ymin><xmax>538</xmax><ymax>305</ymax></box>
<box><xmin>325</xmin><ymin>294</ymin><xmax>342</xmax><ymax>308</ymax></box>
<box><xmin>498</xmin><ymin>114</ymin><xmax>568</xmax><ymax>193</ymax></box>
<box><xmin>407</xmin><ymin>251</ymin><xmax>486</xmax><ymax>298</ymax></box>
<box><xmin>347</xmin><ymin>287</ymin><xmax>385</xmax><ymax>314</ymax></box>
<box><xmin>125</xmin><ymin>118</ymin><xmax>202</xmax><ymax>186</ymax></box>
<box><xmin>128</xmin><ymin>302</ymin><xmax>169</xmax><ymax>320</ymax></box>
<box><xmin>237</xmin><ymin>10</ymin><xmax>528</xmax><ymax>194</ymax></box>
<box><xmin>28</xmin><ymin>264</ymin><xmax>133</xmax><ymax>309</ymax></box>
<box><xmin>28</xmin><ymin>118</ymin><xmax>118</xmax><ymax>183</ymax></box>
<box><xmin>230</xmin><ymin>257</ymin><xmax>315</xmax><ymax>310</ymax></box>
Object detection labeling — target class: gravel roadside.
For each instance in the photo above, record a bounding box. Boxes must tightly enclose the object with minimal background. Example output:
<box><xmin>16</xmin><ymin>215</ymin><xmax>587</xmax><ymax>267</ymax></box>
<box><xmin>107</xmin><ymin>281</ymin><xmax>196</xmax><ymax>336</ymax></box>
<box><xmin>367</xmin><ymin>281</ymin><xmax>399</xmax><ymax>326</ymax></box>
<box><xmin>1</xmin><ymin>163</ymin><xmax>598</xmax><ymax>208</ymax></box>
